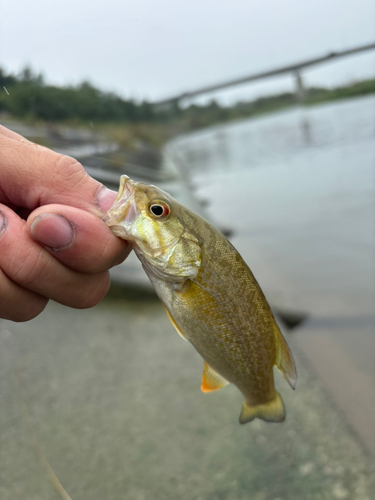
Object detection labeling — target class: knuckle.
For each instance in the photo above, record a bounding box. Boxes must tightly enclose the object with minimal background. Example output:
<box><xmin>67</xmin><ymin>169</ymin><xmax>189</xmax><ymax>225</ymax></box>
<box><xmin>55</xmin><ymin>154</ymin><xmax>83</xmax><ymax>174</ymax></box>
<box><xmin>39</xmin><ymin>154</ymin><xmax>90</xmax><ymax>202</ymax></box>
<box><xmin>54</xmin><ymin>155</ymin><xmax>88</xmax><ymax>191</ymax></box>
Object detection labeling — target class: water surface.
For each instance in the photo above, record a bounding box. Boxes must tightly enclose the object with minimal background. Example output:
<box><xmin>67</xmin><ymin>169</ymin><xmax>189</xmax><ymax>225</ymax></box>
<box><xmin>170</xmin><ymin>95</ymin><xmax>375</xmax><ymax>319</ymax></box>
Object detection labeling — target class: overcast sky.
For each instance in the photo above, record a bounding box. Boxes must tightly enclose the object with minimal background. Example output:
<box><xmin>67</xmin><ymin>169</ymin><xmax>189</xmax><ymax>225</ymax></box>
<box><xmin>1</xmin><ymin>0</ymin><xmax>374</xmax><ymax>103</ymax></box>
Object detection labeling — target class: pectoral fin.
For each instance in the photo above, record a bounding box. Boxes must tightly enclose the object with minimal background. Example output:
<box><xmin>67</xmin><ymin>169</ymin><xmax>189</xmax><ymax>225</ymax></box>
<box><xmin>201</xmin><ymin>362</ymin><xmax>229</xmax><ymax>393</ymax></box>
<box><xmin>274</xmin><ymin>326</ymin><xmax>297</xmax><ymax>389</ymax></box>
<box><xmin>162</xmin><ymin>304</ymin><xmax>188</xmax><ymax>342</ymax></box>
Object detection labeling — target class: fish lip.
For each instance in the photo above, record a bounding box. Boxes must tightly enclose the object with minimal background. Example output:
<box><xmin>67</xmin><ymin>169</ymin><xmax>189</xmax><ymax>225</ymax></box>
<box><xmin>116</xmin><ymin>175</ymin><xmax>134</xmax><ymax>202</ymax></box>
<box><xmin>102</xmin><ymin>176</ymin><xmax>138</xmax><ymax>232</ymax></box>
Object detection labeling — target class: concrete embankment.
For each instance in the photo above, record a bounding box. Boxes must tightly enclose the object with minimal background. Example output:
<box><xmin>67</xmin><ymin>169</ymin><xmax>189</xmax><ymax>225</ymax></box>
<box><xmin>0</xmin><ymin>290</ymin><xmax>374</xmax><ymax>500</ymax></box>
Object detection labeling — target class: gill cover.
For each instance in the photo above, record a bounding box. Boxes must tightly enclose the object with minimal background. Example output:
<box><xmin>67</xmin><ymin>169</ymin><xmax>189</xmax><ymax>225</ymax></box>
<box><xmin>104</xmin><ymin>175</ymin><xmax>202</xmax><ymax>281</ymax></box>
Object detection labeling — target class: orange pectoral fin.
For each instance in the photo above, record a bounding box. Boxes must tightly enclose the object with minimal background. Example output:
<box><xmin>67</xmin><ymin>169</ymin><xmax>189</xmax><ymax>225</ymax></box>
<box><xmin>162</xmin><ymin>304</ymin><xmax>188</xmax><ymax>342</ymax></box>
<box><xmin>201</xmin><ymin>362</ymin><xmax>229</xmax><ymax>393</ymax></box>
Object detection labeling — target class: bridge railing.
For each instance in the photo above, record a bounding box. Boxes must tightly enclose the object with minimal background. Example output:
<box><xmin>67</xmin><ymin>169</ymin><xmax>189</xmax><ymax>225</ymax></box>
<box><xmin>154</xmin><ymin>42</ymin><xmax>375</xmax><ymax>106</ymax></box>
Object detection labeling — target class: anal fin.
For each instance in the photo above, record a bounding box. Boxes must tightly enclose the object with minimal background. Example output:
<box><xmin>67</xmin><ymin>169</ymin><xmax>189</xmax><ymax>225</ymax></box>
<box><xmin>274</xmin><ymin>326</ymin><xmax>297</xmax><ymax>389</ymax></box>
<box><xmin>201</xmin><ymin>362</ymin><xmax>229</xmax><ymax>393</ymax></box>
<box><xmin>162</xmin><ymin>304</ymin><xmax>188</xmax><ymax>342</ymax></box>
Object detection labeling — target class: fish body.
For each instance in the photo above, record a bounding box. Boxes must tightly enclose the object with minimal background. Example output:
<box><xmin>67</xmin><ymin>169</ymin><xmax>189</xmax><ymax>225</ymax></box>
<box><xmin>103</xmin><ymin>175</ymin><xmax>296</xmax><ymax>423</ymax></box>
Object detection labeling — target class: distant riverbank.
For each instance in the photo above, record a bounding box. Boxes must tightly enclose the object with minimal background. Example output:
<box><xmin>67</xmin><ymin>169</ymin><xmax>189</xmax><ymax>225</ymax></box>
<box><xmin>1</xmin><ymin>65</ymin><xmax>374</xmax><ymax>150</ymax></box>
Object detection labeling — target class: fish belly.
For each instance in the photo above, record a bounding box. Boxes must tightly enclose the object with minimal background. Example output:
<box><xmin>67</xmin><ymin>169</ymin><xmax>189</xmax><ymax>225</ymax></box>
<box><xmin>150</xmin><ymin>272</ymin><xmax>277</xmax><ymax>407</ymax></box>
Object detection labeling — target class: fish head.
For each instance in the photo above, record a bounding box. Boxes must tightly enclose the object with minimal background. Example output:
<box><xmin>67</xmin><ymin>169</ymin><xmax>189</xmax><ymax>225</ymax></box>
<box><xmin>103</xmin><ymin>175</ymin><xmax>201</xmax><ymax>280</ymax></box>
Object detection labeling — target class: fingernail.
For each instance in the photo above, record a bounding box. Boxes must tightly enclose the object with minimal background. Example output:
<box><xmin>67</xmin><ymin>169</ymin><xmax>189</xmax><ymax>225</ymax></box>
<box><xmin>30</xmin><ymin>214</ymin><xmax>75</xmax><ymax>251</ymax></box>
<box><xmin>96</xmin><ymin>186</ymin><xmax>117</xmax><ymax>213</ymax></box>
<box><xmin>0</xmin><ymin>211</ymin><xmax>6</xmax><ymax>236</ymax></box>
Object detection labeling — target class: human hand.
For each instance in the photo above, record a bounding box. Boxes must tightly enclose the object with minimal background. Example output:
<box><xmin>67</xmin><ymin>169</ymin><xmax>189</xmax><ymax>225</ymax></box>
<box><xmin>0</xmin><ymin>125</ymin><xmax>130</xmax><ymax>322</ymax></box>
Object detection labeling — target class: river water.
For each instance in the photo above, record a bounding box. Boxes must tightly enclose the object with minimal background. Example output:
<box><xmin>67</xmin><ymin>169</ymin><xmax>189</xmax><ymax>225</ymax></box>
<box><xmin>169</xmin><ymin>95</ymin><xmax>375</xmax><ymax>320</ymax></box>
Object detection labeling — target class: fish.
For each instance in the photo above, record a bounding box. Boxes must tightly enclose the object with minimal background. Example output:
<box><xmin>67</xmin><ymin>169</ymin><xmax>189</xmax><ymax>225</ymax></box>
<box><xmin>103</xmin><ymin>175</ymin><xmax>296</xmax><ymax>424</ymax></box>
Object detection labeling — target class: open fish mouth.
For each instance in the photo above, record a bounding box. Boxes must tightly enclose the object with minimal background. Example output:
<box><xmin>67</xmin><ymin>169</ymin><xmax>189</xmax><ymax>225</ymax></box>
<box><xmin>102</xmin><ymin>176</ymin><xmax>139</xmax><ymax>237</ymax></box>
<box><xmin>114</xmin><ymin>175</ymin><xmax>133</xmax><ymax>204</ymax></box>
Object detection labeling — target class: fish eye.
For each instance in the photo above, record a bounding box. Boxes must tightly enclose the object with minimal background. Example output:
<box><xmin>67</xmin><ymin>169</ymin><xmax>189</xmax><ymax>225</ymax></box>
<box><xmin>149</xmin><ymin>201</ymin><xmax>170</xmax><ymax>218</ymax></box>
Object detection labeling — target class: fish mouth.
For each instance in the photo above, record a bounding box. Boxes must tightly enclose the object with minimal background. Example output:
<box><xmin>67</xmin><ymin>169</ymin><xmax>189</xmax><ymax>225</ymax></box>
<box><xmin>102</xmin><ymin>175</ymin><xmax>138</xmax><ymax>237</ymax></box>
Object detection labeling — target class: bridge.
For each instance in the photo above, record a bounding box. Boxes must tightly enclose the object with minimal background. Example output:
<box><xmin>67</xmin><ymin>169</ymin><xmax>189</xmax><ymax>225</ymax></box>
<box><xmin>154</xmin><ymin>41</ymin><xmax>375</xmax><ymax>106</ymax></box>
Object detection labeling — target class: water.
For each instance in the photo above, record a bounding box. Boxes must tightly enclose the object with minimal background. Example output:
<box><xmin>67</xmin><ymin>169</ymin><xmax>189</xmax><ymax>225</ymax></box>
<box><xmin>168</xmin><ymin>96</ymin><xmax>375</xmax><ymax>453</ymax></box>
<box><xmin>169</xmin><ymin>95</ymin><xmax>375</xmax><ymax>319</ymax></box>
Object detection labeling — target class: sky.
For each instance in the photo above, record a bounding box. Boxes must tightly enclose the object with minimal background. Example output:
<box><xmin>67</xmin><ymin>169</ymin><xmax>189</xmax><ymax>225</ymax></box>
<box><xmin>0</xmin><ymin>0</ymin><xmax>374</xmax><ymax>104</ymax></box>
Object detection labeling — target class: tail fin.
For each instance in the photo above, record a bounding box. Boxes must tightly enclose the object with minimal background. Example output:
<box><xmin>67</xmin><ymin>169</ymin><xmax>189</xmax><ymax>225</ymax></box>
<box><xmin>239</xmin><ymin>391</ymin><xmax>285</xmax><ymax>424</ymax></box>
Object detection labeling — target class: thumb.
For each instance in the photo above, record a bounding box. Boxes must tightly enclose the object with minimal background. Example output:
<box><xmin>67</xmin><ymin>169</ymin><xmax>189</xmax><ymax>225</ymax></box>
<box><xmin>28</xmin><ymin>204</ymin><xmax>130</xmax><ymax>274</ymax></box>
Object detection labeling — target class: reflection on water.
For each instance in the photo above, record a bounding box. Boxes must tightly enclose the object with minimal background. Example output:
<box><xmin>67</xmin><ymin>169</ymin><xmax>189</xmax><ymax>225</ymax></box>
<box><xmin>299</xmin><ymin>118</ymin><xmax>312</xmax><ymax>144</ymax></box>
<box><xmin>169</xmin><ymin>95</ymin><xmax>375</xmax><ymax>319</ymax></box>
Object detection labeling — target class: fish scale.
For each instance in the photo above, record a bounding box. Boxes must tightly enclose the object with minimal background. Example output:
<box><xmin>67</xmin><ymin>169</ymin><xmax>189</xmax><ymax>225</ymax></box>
<box><xmin>103</xmin><ymin>175</ymin><xmax>296</xmax><ymax>424</ymax></box>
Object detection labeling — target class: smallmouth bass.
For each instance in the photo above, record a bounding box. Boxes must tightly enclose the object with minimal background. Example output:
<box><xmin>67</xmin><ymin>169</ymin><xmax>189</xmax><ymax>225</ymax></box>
<box><xmin>103</xmin><ymin>175</ymin><xmax>296</xmax><ymax>423</ymax></box>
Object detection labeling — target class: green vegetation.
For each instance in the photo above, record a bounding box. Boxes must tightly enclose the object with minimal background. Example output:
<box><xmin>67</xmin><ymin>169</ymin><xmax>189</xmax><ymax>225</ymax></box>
<box><xmin>0</xmin><ymin>67</ymin><xmax>154</xmax><ymax>122</ymax></box>
<box><xmin>1</xmin><ymin>66</ymin><xmax>375</xmax><ymax>148</ymax></box>
<box><xmin>304</xmin><ymin>79</ymin><xmax>375</xmax><ymax>103</ymax></box>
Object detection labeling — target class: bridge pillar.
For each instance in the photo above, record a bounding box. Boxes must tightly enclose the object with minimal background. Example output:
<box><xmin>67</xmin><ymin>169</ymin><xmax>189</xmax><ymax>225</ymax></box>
<box><xmin>294</xmin><ymin>71</ymin><xmax>306</xmax><ymax>102</ymax></box>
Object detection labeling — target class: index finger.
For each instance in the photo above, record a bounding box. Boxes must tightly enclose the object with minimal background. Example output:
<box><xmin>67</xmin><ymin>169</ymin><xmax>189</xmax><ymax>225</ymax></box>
<box><xmin>0</xmin><ymin>126</ymin><xmax>116</xmax><ymax>215</ymax></box>
<box><xmin>0</xmin><ymin>124</ymin><xmax>34</xmax><ymax>144</ymax></box>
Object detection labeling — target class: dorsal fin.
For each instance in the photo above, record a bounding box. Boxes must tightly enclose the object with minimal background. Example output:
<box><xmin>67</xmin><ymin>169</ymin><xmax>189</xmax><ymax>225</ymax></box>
<box><xmin>201</xmin><ymin>362</ymin><xmax>229</xmax><ymax>392</ymax></box>
<box><xmin>162</xmin><ymin>303</ymin><xmax>188</xmax><ymax>341</ymax></box>
<box><xmin>274</xmin><ymin>326</ymin><xmax>297</xmax><ymax>389</ymax></box>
